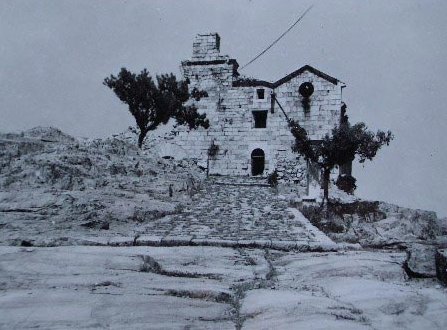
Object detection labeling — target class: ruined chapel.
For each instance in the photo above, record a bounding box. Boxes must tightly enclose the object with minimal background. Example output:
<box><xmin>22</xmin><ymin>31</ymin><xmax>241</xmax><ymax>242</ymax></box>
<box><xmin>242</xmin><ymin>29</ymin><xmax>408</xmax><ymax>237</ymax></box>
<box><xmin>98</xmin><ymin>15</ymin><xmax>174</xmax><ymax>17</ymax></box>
<box><xmin>157</xmin><ymin>33</ymin><xmax>348</xmax><ymax>192</ymax></box>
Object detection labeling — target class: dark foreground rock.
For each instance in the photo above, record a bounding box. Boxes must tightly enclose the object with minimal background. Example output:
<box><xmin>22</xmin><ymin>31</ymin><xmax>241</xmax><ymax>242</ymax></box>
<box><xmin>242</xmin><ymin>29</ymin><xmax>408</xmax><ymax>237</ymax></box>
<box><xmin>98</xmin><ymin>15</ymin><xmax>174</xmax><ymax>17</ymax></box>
<box><xmin>405</xmin><ymin>244</ymin><xmax>437</xmax><ymax>278</ymax></box>
<box><xmin>436</xmin><ymin>249</ymin><xmax>447</xmax><ymax>286</ymax></box>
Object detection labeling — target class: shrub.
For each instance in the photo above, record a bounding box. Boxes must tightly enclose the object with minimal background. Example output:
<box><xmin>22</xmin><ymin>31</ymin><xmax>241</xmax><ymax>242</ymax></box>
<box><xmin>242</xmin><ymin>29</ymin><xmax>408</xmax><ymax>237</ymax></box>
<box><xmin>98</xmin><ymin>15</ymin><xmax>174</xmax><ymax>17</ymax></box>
<box><xmin>336</xmin><ymin>174</ymin><xmax>357</xmax><ymax>194</ymax></box>
<box><xmin>299</xmin><ymin>200</ymin><xmax>386</xmax><ymax>236</ymax></box>
<box><xmin>267</xmin><ymin>170</ymin><xmax>279</xmax><ymax>187</ymax></box>
<box><xmin>300</xmin><ymin>205</ymin><xmax>346</xmax><ymax>233</ymax></box>
<box><xmin>207</xmin><ymin>142</ymin><xmax>219</xmax><ymax>158</ymax></box>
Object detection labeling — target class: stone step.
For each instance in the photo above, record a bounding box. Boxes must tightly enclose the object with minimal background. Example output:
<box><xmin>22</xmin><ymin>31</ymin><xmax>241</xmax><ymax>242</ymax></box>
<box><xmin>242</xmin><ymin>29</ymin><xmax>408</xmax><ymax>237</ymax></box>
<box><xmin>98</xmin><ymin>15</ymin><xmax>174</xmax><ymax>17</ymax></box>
<box><xmin>208</xmin><ymin>175</ymin><xmax>269</xmax><ymax>185</ymax></box>
<box><xmin>213</xmin><ymin>181</ymin><xmax>271</xmax><ymax>187</ymax></box>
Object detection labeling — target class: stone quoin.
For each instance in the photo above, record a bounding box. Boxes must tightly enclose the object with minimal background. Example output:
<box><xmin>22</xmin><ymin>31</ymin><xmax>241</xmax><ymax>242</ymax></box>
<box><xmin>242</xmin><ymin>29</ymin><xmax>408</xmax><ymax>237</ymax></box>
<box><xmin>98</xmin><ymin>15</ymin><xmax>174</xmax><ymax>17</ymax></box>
<box><xmin>156</xmin><ymin>33</ymin><xmax>349</xmax><ymax>193</ymax></box>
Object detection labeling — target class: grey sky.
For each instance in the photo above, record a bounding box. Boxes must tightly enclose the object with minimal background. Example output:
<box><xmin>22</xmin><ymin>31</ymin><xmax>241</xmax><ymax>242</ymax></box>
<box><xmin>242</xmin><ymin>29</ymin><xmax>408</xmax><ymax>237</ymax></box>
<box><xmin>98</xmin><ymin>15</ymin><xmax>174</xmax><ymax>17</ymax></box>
<box><xmin>1</xmin><ymin>0</ymin><xmax>446</xmax><ymax>216</ymax></box>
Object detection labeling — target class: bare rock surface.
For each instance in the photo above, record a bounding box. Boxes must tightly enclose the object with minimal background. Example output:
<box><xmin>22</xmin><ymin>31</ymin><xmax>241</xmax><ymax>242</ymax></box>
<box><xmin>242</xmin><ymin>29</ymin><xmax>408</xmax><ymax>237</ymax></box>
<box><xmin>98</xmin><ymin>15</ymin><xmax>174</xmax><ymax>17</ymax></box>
<box><xmin>242</xmin><ymin>250</ymin><xmax>447</xmax><ymax>329</ymax></box>
<box><xmin>0</xmin><ymin>246</ymin><xmax>446</xmax><ymax>329</ymax></box>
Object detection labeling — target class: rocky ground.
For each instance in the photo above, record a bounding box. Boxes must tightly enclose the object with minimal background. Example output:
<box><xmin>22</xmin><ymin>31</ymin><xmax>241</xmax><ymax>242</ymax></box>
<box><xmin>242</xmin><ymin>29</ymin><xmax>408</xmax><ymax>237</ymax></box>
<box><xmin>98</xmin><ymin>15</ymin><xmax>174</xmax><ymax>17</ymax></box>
<box><xmin>1</xmin><ymin>246</ymin><xmax>446</xmax><ymax>329</ymax></box>
<box><xmin>0</xmin><ymin>127</ymin><xmax>446</xmax><ymax>329</ymax></box>
<box><xmin>0</xmin><ymin>127</ymin><xmax>339</xmax><ymax>250</ymax></box>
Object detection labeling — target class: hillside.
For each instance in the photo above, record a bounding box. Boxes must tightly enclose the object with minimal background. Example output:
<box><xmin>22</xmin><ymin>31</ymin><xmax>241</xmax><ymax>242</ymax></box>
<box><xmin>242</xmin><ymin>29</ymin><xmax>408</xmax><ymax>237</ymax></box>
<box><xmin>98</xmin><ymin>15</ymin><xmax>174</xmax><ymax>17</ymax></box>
<box><xmin>0</xmin><ymin>127</ymin><xmax>204</xmax><ymax>246</ymax></box>
<box><xmin>0</xmin><ymin>127</ymin><xmax>446</xmax><ymax>329</ymax></box>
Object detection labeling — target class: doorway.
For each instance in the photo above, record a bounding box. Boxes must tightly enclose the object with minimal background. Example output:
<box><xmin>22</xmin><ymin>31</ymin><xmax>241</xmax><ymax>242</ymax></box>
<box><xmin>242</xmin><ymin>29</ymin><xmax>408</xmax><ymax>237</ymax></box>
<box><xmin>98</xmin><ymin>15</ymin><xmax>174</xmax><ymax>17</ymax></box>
<box><xmin>251</xmin><ymin>149</ymin><xmax>265</xmax><ymax>176</ymax></box>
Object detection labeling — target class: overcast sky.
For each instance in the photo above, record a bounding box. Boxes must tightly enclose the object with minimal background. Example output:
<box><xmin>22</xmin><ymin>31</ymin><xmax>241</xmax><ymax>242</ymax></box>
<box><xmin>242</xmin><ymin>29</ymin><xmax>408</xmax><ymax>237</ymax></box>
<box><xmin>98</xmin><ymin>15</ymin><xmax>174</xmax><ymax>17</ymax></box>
<box><xmin>1</xmin><ymin>0</ymin><xmax>446</xmax><ymax>217</ymax></box>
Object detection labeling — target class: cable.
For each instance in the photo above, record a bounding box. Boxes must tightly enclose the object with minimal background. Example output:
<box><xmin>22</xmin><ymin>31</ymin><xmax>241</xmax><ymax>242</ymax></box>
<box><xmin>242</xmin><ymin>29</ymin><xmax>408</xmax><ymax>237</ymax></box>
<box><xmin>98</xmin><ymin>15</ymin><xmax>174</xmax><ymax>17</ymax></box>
<box><xmin>240</xmin><ymin>5</ymin><xmax>314</xmax><ymax>70</ymax></box>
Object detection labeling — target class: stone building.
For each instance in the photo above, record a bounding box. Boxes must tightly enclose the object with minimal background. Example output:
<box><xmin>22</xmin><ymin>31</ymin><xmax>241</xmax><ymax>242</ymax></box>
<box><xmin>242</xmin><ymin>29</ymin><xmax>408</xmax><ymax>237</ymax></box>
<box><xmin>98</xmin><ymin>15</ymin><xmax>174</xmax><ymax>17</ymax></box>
<box><xmin>156</xmin><ymin>33</ymin><xmax>347</xmax><ymax>192</ymax></box>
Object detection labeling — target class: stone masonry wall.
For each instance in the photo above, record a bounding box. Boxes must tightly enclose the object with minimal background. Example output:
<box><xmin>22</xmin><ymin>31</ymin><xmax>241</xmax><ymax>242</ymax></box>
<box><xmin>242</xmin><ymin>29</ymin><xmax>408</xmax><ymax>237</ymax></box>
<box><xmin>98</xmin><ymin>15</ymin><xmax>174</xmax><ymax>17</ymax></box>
<box><xmin>151</xmin><ymin>33</ymin><xmax>344</xmax><ymax>189</ymax></box>
<box><xmin>192</xmin><ymin>33</ymin><xmax>222</xmax><ymax>60</ymax></box>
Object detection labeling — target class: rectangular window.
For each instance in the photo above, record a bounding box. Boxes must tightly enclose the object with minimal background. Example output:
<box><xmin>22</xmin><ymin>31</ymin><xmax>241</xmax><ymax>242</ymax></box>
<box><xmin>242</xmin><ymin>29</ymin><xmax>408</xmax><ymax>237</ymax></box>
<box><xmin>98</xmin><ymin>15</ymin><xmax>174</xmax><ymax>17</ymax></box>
<box><xmin>256</xmin><ymin>88</ymin><xmax>265</xmax><ymax>99</ymax></box>
<box><xmin>252</xmin><ymin>111</ymin><xmax>268</xmax><ymax>128</ymax></box>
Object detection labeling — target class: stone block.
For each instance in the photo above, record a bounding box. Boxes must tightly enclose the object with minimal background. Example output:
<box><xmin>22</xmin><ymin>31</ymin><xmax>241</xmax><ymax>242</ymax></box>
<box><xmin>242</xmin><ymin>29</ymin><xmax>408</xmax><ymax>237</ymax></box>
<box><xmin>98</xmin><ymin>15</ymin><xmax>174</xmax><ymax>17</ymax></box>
<box><xmin>161</xmin><ymin>236</ymin><xmax>194</xmax><ymax>246</ymax></box>
<box><xmin>135</xmin><ymin>235</ymin><xmax>163</xmax><ymax>246</ymax></box>
<box><xmin>236</xmin><ymin>239</ymin><xmax>271</xmax><ymax>249</ymax></box>
<box><xmin>404</xmin><ymin>244</ymin><xmax>437</xmax><ymax>278</ymax></box>
<box><xmin>107</xmin><ymin>237</ymin><xmax>134</xmax><ymax>246</ymax></box>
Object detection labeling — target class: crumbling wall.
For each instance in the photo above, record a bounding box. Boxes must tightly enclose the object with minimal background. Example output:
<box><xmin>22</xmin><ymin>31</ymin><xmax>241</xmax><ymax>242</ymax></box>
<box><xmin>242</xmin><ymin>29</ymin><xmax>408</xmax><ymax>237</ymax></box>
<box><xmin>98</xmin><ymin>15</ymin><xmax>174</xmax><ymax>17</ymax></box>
<box><xmin>192</xmin><ymin>33</ymin><xmax>222</xmax><ymax>61</ymax></box>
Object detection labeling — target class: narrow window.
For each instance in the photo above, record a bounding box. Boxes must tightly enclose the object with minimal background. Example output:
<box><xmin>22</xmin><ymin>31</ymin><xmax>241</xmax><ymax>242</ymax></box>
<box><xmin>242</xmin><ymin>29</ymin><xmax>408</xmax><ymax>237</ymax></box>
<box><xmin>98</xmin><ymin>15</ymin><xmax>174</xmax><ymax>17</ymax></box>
<box><xmin>252</xmin><ymin>111</ymin><xmax>268</xmax><ymax>128</ymax></box>
<box><xmin>256</xmin><ymin>88</ymin><xmax>265</xmax><ymax>99</ymax></box>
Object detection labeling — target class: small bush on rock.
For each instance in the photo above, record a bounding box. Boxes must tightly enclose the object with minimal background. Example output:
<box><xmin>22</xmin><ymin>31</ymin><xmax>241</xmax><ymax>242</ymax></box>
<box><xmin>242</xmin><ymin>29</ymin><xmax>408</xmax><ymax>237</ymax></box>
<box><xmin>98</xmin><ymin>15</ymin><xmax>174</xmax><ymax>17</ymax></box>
<box><xmin>207</xmin><ymin>142</ymin><xmax>219</xmax><ymax>158</ymax></box>
<box><xmin>336</xmin><ymin>174</ymin><xmax>357</xmax><ymax>194</ymax></box>
<box><xmin>267</xmin><ymin>170</ymin><xmax>279</xmax><ymax>188</ymax></box>
<box><xmin>300</xmin><ymin>205</ymin><xmax>346</xmax><ymax>233</ymax></box>
<box><xmin>299</xmin><ymin>201</ymin><xmax>386</xmax><ymax>235</ymax></box>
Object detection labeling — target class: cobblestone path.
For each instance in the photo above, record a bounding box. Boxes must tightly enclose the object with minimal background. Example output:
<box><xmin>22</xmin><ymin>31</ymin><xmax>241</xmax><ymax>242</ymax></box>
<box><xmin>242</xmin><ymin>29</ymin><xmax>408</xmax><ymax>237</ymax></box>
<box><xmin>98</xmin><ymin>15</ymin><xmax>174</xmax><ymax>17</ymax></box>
<box><xmin>141</xmin><ymin>177</ymin><xmax>333</xmax><ymax>246</ymax></box>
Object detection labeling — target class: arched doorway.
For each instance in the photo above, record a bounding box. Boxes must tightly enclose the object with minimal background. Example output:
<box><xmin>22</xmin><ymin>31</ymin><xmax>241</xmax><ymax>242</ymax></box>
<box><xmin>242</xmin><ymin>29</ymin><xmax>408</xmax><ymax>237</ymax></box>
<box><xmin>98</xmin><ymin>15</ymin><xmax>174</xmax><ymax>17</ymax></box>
<box><xmin>251</xmin><ymin>149</ymin><xmax>265</xmax><ymax>176</ymax></box>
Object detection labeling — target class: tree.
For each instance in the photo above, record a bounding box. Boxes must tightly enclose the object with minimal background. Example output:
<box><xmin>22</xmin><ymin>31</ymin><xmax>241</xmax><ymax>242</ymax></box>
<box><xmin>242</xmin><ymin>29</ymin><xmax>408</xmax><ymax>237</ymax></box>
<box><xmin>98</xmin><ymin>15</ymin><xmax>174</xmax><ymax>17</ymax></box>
<box><xmin>289</xmin><ymin>120</ymin><xmax>393</xmax><ymax>203</ymax></box>
<box><xmin>104</xmin><ymin>68</ymin><xmax>209</xmax><ymax>148</ymax></box>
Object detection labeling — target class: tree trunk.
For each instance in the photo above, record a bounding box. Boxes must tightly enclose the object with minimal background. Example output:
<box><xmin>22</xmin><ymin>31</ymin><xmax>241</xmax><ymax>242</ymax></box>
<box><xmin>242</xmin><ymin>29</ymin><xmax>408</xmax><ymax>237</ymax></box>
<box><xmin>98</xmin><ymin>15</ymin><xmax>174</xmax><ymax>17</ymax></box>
<box><xmin>206</xmin><ymin>156</ymin><xmax>210</xmax><ymax>178</ymax></box>
<box><xmin>137</xmin><ymin>130</ymin><xmax>147</xmax><ymax>149</ymax></box>
<box><xmin>322</xmin><ymin>168</ymin><xmax>331</xmax><ymax>204</ymax></box>
<box><xmin>306</xmin><ymin>159</ymin><xmax>310</xmax><ymax>196</ymax></box>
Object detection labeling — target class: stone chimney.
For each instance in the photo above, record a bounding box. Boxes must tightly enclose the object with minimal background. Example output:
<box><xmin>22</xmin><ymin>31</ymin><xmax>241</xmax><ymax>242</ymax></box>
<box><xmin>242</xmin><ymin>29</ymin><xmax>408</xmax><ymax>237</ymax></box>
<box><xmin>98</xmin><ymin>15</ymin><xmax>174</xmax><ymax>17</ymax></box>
<box><xmin>192</xmin><ymin>33</ymin><xmax>222</xmax><ymax>60</ymax></box>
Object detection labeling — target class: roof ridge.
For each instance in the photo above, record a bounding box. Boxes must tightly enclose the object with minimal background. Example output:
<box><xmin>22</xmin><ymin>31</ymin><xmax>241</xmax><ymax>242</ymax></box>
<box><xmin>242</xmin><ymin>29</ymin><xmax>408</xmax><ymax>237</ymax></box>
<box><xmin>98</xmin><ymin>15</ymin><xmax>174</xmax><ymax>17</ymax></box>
<box><xmin>233</xmin><ymin>64</ymin><xmax>342</xmax><ymax>88</ymax></box>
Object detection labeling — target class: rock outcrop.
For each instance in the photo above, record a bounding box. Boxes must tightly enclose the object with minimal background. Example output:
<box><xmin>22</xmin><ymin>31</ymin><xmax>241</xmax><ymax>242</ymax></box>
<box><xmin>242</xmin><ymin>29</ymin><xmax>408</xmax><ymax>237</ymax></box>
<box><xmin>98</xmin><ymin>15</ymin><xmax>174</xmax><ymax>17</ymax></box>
<box><xmin>299</xmin><ymin>201</ymin><xmax>440</xmax><ymax>248</ymax></box>
<box><xmin>404</xmin><ymin>244</ymin><xmax>437</xmax><ymax>278</ymax></box>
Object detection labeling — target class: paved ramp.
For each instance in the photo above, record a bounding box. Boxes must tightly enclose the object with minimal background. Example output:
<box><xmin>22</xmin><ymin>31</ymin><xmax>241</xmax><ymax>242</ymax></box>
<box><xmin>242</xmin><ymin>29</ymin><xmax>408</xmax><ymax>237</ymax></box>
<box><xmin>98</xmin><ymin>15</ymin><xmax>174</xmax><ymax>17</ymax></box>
<box><xmin>138</xmin><ymin>178</ymin><xmax>336</xmax><ymax>250</ymax></box>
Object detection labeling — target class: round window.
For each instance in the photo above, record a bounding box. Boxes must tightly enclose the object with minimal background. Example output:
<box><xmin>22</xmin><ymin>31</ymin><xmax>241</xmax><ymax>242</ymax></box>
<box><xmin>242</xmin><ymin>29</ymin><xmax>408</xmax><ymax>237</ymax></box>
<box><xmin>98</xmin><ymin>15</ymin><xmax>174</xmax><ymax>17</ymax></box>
<box><xmin>299</xmin><ymin>82</ymin><xmax>314</xmax><ymax>97</ymax></box>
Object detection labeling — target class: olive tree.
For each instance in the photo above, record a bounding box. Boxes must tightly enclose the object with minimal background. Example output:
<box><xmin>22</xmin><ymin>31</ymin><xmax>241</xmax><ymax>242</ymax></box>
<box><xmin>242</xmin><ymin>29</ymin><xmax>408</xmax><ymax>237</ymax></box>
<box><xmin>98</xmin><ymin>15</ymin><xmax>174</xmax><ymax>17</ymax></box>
<box><xmin>104</xmin><ymin>68</ymin><xmax>209</xmax><ymax>148</ymax></box>
<box><xmin>290</xmin><ymin>120</ymin><xmax>393</xmax><ymax>203</ymax></box>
